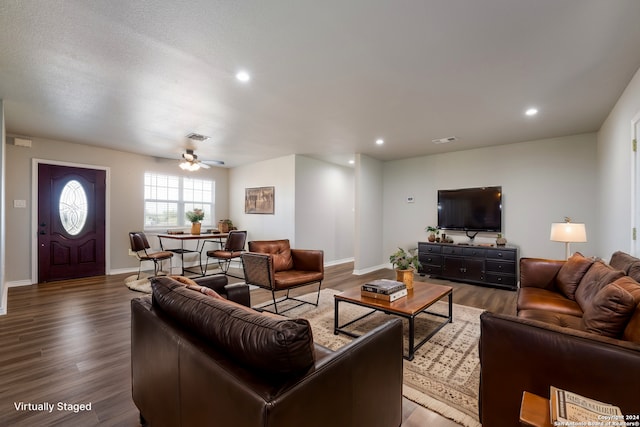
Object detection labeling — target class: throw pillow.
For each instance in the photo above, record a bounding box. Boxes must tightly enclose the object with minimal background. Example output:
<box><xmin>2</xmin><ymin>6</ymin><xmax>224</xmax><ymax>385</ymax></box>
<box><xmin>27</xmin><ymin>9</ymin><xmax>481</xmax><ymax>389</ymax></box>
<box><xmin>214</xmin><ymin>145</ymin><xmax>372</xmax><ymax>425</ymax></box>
<box><xmin>556</xmin><ymin>252</ymin><xmax>594</xmax><ymax>301</ymax></box>
<box><xmin>170</xmin><ymin>275</ymin><xmax>199</xmax><ymax>287</ymax></box>
<box><xmin>169</xmin><ymin>275</ymin><xmax>222</xmax><ymax>298</ymax></box>
<box><xmin>626</xmin><ymin>262</ymin><xmax>640</xmax><ymax>284</ymax></box>
<box><xmin>609</xmin><ymin>251</ymin><xmax>639</xmax><ymax>275</ymax></box>
<box><xmin>581</xmin><ymin>278</ymin><xmax>637</xmax><ymax>338</ymax></box>
<box><xmin>574</xmin><ymin>261</ymin><xmax>625</xmax><ymax>310</ymax></box>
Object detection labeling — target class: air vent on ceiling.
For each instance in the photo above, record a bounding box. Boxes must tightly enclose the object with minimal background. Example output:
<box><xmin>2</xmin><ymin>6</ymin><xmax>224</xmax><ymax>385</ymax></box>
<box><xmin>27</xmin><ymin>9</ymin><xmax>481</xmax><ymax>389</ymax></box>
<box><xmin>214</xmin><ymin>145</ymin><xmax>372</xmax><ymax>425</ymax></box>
<box><xmin>186</xmin><ymin>133</ymin><xmax>211</xmax><ymax>142</ymax></box>
<box><xmin>431</xmin><ymin>136</ymin><xmax>458</xmax><ymax>144</ymax></box>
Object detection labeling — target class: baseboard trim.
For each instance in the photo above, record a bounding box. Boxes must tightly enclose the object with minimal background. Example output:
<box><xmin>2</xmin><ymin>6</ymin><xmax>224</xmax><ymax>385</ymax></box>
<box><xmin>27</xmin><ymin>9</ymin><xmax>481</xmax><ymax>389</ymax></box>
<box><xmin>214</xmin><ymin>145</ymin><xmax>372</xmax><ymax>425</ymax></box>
<box><xmin>352</xmin><ymin>263</ymin><xmax>389</xmax><ymax>275</ymax></box>
<box><xmin>7</xmin><ymin>279</ymin><xmax>34</xmax><ymax>288</ymax></box>
<box><xmin>324</xmin><ymin>257</ymin><xmax>354</xmax><ymax>267</ymax></box>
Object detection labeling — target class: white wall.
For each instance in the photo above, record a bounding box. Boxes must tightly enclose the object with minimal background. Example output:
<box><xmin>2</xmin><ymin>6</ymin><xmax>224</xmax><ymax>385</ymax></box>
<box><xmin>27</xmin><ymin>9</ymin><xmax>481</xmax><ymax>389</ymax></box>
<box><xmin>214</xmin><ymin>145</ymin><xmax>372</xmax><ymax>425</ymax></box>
<box><xmin>4</xmin><ymin>135</ymin><xmax>230</xmax><ymax>283</ymax></box>
<box><xmin>294</xmin><ymin>156</ymin><xmax>354</xmax><ymax>263</ymax></box>
<box><xmin>229</xmin><ymin>154</ymin><xmax>355</xmax><ymax>264</ymax></box>
<box><xmin>229</xmin><ymin>155</ymin><xmax>296</xmax><ymax>243</ymax></box>
<box><xmin>383</xmin><ymin>133</ymin><xmax>599</xmax><ymax>261</ymax></box>
<box><xmin>354</xmin><ymin>154</ymin><xmax>384</xmax><ymax>273</ymax></box>
<box><xmin>597</xmin><ymin>66</ymin><xmax>640</xmax><ymax>258</ymax></box>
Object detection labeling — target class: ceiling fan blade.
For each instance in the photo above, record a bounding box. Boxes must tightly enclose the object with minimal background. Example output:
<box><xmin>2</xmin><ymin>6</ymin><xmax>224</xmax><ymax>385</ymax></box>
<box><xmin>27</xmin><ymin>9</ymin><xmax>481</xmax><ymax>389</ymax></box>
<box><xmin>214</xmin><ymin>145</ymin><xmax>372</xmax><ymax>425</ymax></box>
<box><xmin>203</xmin><ymin>159</ymin><xmax>225</xmax><ymax>166</ymax></box>
<box><xmin>199</xmin><ymin>162</ymin><xmax>211</xmax><ymax>169</ymax></box>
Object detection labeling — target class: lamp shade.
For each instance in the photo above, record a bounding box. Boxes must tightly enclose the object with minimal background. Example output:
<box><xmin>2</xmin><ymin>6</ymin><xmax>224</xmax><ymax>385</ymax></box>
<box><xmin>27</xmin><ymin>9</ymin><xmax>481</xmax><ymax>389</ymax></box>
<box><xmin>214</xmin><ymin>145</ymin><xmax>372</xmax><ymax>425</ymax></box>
<box><xmin>550</xmin><ymin>222</ymin><xmax>587</xmax><ymax>243</ymax></box>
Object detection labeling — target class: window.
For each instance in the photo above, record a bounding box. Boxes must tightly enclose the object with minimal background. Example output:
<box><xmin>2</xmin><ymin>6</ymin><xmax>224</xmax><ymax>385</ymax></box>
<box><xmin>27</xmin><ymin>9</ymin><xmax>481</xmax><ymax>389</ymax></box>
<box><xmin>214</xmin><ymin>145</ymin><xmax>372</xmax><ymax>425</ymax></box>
<box><xmin>59</xmin><ymin>179</ymin><xmax>88</xmax><ymax>235</ymax></box>
<box><xmin>144</xmin><ymin>173</ymin><xmax>214</xmax><ymax>228</ymax></box>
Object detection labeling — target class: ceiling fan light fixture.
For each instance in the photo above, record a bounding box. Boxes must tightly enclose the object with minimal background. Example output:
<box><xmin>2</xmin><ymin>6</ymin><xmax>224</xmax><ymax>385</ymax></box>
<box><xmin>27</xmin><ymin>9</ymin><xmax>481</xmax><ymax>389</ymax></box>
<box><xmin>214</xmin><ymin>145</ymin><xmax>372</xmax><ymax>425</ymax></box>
<box><xmin>179</xmin><ymin>160</ymin><xmax>200</xmax><ymax>171</ymax></box>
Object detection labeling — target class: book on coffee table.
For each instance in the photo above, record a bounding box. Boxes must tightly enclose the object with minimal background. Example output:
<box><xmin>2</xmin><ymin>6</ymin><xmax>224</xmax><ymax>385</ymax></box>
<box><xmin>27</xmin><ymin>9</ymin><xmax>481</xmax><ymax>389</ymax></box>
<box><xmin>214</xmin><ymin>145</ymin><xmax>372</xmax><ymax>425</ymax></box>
<box><xmin>361</xmin><ymin>279</ymin><xmax>406</xmax><ymax>295</ymax></box>
<box><xmin>361</xmin><ymin>288</ymin><xmax>408</xmax><ymax>302</ymax></box>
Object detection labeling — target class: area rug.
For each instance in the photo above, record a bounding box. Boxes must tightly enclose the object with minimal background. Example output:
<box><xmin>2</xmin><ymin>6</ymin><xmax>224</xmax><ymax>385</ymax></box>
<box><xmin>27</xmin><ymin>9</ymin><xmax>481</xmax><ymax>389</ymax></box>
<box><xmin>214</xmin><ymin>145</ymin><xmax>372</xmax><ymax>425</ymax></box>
<box><xmin>273</xmin><ymin>289</ymin><xmax>483</xmax><ymax>427</ymax></box>
<box><xmin>124</xmin><ymin>274</ymin><xmax>151</xmax><ymax>293</ymax></box>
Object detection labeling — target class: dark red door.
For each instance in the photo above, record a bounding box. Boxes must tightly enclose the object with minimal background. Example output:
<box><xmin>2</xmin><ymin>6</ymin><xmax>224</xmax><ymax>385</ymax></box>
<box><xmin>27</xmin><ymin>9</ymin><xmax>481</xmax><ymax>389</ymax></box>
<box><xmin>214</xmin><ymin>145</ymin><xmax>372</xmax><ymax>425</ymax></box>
<box><xmin>38</xmin><ymin>164</ymin><xmax>106</xmax><ymax>282</ymax></box>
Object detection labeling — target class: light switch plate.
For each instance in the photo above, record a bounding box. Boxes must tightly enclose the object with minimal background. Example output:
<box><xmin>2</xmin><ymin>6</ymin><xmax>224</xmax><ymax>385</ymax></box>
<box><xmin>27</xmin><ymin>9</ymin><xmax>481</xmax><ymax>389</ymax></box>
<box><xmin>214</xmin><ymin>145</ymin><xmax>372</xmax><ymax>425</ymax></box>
<box><xmin>14</xmin><ymin>200</ymin><xmax>27</xmax><ymax>208</ymax></box>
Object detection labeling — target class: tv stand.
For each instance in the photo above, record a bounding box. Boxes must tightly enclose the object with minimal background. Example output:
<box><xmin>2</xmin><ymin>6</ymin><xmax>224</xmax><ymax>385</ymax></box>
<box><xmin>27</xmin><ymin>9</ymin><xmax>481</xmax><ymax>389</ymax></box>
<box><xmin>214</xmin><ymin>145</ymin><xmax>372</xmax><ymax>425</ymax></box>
<box><xmin>418</xmin><ymin>241</ymin><xmax>518</xmax><ymax>291</ymax></box>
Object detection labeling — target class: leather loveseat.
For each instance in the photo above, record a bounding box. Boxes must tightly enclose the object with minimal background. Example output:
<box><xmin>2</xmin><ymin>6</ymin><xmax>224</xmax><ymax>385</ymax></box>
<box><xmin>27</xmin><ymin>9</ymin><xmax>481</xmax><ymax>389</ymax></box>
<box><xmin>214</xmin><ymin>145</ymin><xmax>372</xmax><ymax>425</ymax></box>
<box><xmin>479</xmin><ymin>251</ymin><xmax>640</xmax><ymax>427</ymax></box>
<box><xmin>131</xmin><ymin>275</ymin><xmax>403</xmax><ymax>427</ymax></box>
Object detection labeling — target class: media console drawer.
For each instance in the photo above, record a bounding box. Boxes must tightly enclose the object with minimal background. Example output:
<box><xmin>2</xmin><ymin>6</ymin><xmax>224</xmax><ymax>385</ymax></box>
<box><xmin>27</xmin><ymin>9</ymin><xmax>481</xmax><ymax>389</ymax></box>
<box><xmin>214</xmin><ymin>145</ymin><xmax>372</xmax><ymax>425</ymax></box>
<box><xmin>418</xmin><ymin>242</ymin><xmax>518</xmax><ymax>291</ymax></box>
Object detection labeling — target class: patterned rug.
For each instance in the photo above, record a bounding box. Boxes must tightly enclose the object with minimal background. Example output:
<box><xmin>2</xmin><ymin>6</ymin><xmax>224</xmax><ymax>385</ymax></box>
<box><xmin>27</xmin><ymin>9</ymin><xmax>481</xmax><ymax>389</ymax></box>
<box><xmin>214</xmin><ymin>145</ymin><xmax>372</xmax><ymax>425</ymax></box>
<box><xmin>277</xmin><ymin>289</ymin><xmax>483</xmax><ymax>427</ymax></box>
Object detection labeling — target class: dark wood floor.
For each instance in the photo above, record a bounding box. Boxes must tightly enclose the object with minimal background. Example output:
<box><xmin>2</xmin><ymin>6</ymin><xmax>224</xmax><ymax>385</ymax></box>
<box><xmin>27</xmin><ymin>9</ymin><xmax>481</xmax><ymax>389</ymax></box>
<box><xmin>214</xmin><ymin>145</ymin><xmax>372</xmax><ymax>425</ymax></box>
<box><xmin>0</xmin><ymin>264</ymin><xmax>516</xmax><ymax>426</ymax></box>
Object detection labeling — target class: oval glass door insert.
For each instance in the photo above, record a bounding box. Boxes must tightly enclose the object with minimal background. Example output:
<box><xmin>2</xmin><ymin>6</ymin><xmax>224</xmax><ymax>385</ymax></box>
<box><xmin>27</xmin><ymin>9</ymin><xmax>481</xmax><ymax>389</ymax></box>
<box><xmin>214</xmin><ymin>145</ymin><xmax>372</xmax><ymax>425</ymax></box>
<box><xmin>59</xmin><ymin>179</ymin><xmax>88</xmax><ymax>235</ymax></box>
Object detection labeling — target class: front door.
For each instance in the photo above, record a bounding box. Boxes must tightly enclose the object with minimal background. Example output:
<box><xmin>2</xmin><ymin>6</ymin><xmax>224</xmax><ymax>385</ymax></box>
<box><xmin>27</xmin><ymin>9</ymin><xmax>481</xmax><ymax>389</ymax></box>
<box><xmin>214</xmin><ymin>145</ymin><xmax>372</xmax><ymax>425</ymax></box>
<box><xmin>38</xmin><ymin>164</ymin><xmax>106</xmax><ymax>282</ymax></box>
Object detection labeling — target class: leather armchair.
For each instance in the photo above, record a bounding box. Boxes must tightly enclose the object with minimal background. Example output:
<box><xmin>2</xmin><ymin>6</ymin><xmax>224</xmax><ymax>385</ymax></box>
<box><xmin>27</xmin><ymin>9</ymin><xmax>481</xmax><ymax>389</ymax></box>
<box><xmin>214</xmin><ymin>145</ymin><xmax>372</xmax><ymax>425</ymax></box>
<box><xmin>242</xmin><ymin>239</ymin><xmax>324</xmax><ymax>313</ymax></box>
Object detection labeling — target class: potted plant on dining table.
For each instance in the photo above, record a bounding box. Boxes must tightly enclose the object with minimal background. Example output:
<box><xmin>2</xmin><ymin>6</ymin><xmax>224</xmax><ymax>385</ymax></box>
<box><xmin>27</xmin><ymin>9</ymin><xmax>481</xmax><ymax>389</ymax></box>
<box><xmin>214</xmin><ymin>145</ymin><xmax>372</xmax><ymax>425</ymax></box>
<box><xmin>186</xmin><ymin>208</ymin><xmax>205</xmax><ymax>235</ymax></box>
<box><xmin>389</xmin><ymin>247</ymin><xmax>422</xmax><ymax>289</ymax></box>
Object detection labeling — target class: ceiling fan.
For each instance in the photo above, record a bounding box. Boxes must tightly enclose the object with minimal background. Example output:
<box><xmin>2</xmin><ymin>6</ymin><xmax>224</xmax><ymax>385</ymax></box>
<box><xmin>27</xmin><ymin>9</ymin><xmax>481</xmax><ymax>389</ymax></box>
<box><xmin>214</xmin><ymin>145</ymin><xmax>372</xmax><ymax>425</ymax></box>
<box><xmin>179</xmin><ymin>149</ymin><xmax>224</xmax><ymax>171</ymax></box>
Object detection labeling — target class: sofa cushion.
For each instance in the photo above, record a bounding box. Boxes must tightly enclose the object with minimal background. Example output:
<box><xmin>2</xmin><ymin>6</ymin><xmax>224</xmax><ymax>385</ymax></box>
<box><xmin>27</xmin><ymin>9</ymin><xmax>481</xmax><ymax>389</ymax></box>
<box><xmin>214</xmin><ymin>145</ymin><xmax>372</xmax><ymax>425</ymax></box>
<box><xmin>623</xmin><ymin>306</ymin><xmax>640</xmax><ymax>344</ymax></box>
<box><xmin>517</xmin><ymin>287</ymin><xmax>583</xmax><ymax>317</ymax></box>
<box><xmin>574</xmin><ymin>261</ymin><xmax>625</xmax><ymax>311</ymax></box>
<box><xmin>151</xmin><ymin>276</ymin><xmax>315</xmax><ymax>377</ymax></box>
<box><xmin>517</xmin><ymin>309</ymin><xmax>584</xmax><ymax>330</ymax></box>
<box><xmin>556</xmin><ymin>252</ymin><xmax>594</xmax><ymax>301</ymax></box>
<box><xmin>581</xmin><ymin>278</ymin><xmax>639</xmax><ymax>338</ymax></box>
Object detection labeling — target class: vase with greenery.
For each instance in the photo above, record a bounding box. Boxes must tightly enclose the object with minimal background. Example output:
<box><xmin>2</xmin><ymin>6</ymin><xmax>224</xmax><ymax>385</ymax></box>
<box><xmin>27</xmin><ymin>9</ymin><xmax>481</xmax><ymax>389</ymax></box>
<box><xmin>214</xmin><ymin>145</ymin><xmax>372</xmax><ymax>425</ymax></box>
<box><xmin>186</xmin><ymin>208</ymin><xmax>204</xmax><ymax>235</ymax></box>
<box><xmin>389</xmin><ymin>247</ymin><xmax>421</xmax><ymax>289</ymax></box>
<box><xmin>218</xmin><ymin>219</ymin><xmax>234</xmax><ymax>233</ymax></box>
<box><xmin>425</xmin><ymin>226</ymin><xmax>439</xmax><ymax>242</ymax></box>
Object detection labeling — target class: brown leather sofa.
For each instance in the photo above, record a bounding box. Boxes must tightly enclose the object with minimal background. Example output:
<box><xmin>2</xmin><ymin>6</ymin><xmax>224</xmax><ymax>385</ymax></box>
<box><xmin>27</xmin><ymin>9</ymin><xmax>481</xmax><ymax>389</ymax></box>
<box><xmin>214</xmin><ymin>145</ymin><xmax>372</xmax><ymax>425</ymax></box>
<box><xmin>479</xmin><ymin>251</ymin><xmax>640</xmax><ymax>427</ymax></box>
<box><xmin>131</xmin><ymin>275</ymin><xmax>403</xmax><ymax>427</ymax></box>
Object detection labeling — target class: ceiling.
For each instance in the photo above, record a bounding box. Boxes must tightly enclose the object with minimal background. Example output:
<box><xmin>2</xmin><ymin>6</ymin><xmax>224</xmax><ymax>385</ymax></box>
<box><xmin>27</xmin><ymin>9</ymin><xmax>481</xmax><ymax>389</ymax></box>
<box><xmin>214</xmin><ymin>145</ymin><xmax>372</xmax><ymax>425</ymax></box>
<box><xmin>2</xmin><ymin>1</ymin><xmax>640</xmax><ymax>168</ymax></box>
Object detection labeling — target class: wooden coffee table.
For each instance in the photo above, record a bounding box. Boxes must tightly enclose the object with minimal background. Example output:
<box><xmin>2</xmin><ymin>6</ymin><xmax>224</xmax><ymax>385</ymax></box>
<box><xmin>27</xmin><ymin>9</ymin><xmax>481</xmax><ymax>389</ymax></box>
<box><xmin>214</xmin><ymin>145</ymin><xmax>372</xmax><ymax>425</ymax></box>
<box><xmin>334</xmin><ymin>282</ymin><xmax>453</xmax><ymax>360</ymax></box>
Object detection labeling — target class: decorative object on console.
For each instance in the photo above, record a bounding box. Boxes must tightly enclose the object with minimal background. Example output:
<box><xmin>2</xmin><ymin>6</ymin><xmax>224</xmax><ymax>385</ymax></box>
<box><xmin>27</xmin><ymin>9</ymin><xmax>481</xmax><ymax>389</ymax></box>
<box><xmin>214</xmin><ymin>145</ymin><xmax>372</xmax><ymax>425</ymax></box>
<box><xmin>495</xmin><ymin>233</ymin><xmax>507</xmax><ymax>246</ymax></box>
<box><xmin>550</xmin><ymin>217</ymin><xmax>587</xmax><ymax>259</ymax></box>
<box><xmin>186</xmin><ymin>208</ymin><xmax>204</xmax><ymax>235</ymax></box>
<box><xmin>425</xmin><ymin>226</ymin><xmax>439</xmax><ymax>242</ymax></box>
<box><xmin>389</xmin><ymin>247</ymin><xmax>421</xmax><ymax>289</ymax></box>
<box><xmin>217</xmin><ymin>219</ymin><xmax>234</xmax><ymax>233</ymax></box>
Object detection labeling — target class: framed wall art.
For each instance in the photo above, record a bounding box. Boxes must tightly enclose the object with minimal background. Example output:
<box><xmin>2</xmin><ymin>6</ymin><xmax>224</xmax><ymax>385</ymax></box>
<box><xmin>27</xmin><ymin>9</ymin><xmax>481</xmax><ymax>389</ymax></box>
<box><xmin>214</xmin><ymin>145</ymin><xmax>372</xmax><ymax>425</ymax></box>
<box><xmin>245</xmin><ymin>186</ymin><xmax>275</xmax><ymax>214</ymax></box>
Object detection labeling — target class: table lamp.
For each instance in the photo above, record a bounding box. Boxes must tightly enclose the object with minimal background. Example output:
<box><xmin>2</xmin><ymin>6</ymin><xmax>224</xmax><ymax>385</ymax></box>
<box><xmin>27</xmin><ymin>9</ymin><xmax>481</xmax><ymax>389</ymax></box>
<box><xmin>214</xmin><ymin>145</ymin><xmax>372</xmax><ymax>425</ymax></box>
<box><xmin>550</xmin><ymin>217</ymin><xmax>587</xmax><ymax>259</ymax></box>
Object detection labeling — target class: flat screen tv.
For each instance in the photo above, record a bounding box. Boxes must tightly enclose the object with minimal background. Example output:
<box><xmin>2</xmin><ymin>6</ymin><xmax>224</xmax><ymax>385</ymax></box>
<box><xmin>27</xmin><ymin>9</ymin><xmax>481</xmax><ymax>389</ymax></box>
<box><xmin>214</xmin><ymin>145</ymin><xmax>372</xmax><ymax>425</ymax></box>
<box><xmin>437</xmin><ymin>186</ymin><xmax>502</xmax><ymax>232</ymax></box>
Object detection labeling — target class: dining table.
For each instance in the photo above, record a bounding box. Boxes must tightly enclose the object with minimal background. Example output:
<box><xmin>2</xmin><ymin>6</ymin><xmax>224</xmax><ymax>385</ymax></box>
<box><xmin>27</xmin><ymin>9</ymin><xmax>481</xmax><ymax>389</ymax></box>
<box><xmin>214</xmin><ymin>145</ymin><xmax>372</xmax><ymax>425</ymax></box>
<box><xmin>156</xmin><ymin>232</ymin><xmax>228</xmax><ymax>276</ymax></box>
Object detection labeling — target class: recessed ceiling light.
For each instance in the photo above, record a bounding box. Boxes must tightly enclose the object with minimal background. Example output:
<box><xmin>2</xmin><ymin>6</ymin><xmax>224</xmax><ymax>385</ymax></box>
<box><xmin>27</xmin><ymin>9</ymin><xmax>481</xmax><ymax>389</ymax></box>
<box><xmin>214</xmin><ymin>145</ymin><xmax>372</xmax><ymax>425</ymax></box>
<box><xmin>376</xmin><ymin>138</ymin><xmax>384</xmax><ymax>145</ymax></box>
<box><xmin>525</xmin><ymin>108</ymin><xmax>538</xmax><ymax>116</ymax></box>
<box><xmin>349</xmin><ymin>159</ymin><xmax>355</xmax><ymax>165</ymax></box>
<box><xmin>236</xmin><ymin>70</ymin><xmax>251</xmax><ymax>82</ymax></box>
